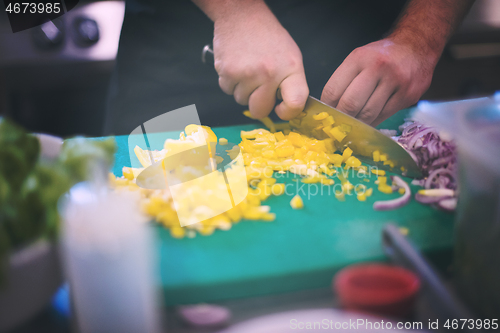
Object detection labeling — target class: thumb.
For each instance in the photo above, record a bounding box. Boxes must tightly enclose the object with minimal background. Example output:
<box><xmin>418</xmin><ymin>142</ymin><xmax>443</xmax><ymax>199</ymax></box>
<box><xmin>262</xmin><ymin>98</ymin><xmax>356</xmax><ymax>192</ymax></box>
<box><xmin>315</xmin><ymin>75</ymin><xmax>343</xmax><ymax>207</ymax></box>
<box><xmin>274</xmin><ymin>72</ymin><xmax>309</xmax><ymax>120</ymax></box>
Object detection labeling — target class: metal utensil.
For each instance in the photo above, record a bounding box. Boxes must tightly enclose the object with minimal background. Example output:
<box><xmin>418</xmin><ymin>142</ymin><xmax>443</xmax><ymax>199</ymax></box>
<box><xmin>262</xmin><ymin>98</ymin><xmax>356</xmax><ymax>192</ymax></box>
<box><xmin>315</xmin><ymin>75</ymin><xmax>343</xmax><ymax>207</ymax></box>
<box><xmin>202</xmin><ymin>45</ymin><xmax>422</xmax><ymax>178</ymax></box>
<box><xmin>295</xmin><ymin>97</ymin><xmax>422</xmax><ymax>177</ymax></box>
<box><xmin>383</xmin><ymin>224</ymin><xmax>477</xmax><ymax>331</ymax></box>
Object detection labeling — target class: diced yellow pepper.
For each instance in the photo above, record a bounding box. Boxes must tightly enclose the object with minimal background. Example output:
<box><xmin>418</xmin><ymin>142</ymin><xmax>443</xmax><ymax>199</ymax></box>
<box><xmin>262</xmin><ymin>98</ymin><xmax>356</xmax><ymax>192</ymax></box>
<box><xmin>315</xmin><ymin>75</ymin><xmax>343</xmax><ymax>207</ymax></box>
<box><xmin>378</xmin><ymin>184</ymin><xmax>393</xmax><ymax>194</ymax></box>
<box><xmin>170</xmin><ymin>227</ymin><xmax>186</xmax><ymax>239</ymax></box>
<box><xmin>328</xmin><ymin>154</ymin><xmax>344</xmax><ymax>166</ymax></box>
<box><xmin>276</xmin><ymin>146</ymin><xmax>295</xmax><ymax>158</ymax></box>
<box><xmin>262</xmin><ymin>150</ymin><xmax>277</xmax><ymax>159</ymax></box>
<box><xmin>322</xmin><ymin>116</ymin><xmax>335</xmax><ymax>127</ymax></box>
<box><xmin>274</xmin><ymin>131</ymin><xmax>285</xmax><ymax>141</ymax></box>
<box><xmin>320</xmin><ymin>178</ymin><xmax>335</xmax><ymax>185</ymax></box>
<box><xmin>379</xmin><ymin>154</ymin><xmax>388</xmax><ymax>162</ymax></box>
<box><xmin>365</xmin><ymin>188</ymin><xmax>373</xmax><ymax>197</ymax></box>
<box><xmin>373</xmin><ymin>150</ymin><xmax>380</xmax><ymax>162</ymax></box>
<box><xmin>371</xmin><ymin>169</ymin><xmax>385</xmax><ymax>176</ymax></box>
<box><xmin>342</xmin><ymin>147</ymin><xmax>353</xmax><ymax>162</ymax></box>
<box><xmin>301</xmin><ymin>176</ymin><xmax>322</xmax><ymax>184</ymax></box>
<box><xmin>321</xmin><ymin>124</ymin><xmax>332</xmax><ymax>135</ymax></box>
<box><xmin>335</xmin><ymin>190</ymin><xmax>345</xmax><ymax>201</ymax></box>
<box><xmin>340</xmin><ymin>124</ymin><xmax>352</xmax><ymax>133</ymax></box>
<box><xmin>306</xmin><ymin>140</ymin><xmax>326</xmax><ymax>152</ymax></box>
<box><xmin>219</xmin><ymin>138</ymin><xmax>228</xmax><ymax>145</ymax></box>
<box><xmin>290</xmin><ymin>194</ymin><xmax>304</xmax><ymax>209</ymax></box>
<box><xmin>260</xmin><ymin>212</ymin><xmax>276</xmax><ymax>221</ymax></box>
<box><xmin>342</xmin><ymin>182</ymin><xmax>354</xmax><ymax>195</ymax></box>
<box><xmin>122</xmin><ymin>167</ymin><xmax>135</xmax><ymax>180</ymax></box>
<box><xmin>322</xmin><ymin>138</ymin><xmax>335</xmax><ymax>153</ymax></box>
<box><xmin>329</xmin><ymin>126</ymin><xmax>347</xmax><ymax>142</ymax></box>
<box><xmin>288</xmin><ymin>132</ymin><xmax>305</xmax><ymax>147</ymax></box>
<box><xmin>313</xmin><ymin>112</ymin><xmax>329</xmax><ymax>120</ymax></box>
<box><xmin>398</xmin><ymin>188</ymin><xmax>406</xmax><ymax>195</ymax></box>
<box><xmin>345</xmin><ymin>156</ymin><xmax>361</xmax><ymax>168</ymax></box>
<box><xmin>357</xmin><ymin>193</ymin><xmax>366</xmax><ymax>201</ymax></box>
<box><xmin>271</xmin><ymin>183</ymin><xmax>286</xmax><ymax>196</ymax></box>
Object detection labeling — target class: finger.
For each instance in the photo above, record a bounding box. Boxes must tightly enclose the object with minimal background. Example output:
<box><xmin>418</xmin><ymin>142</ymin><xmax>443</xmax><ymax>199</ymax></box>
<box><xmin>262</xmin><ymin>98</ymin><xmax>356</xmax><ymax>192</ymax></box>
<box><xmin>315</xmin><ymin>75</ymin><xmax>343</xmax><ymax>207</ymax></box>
<box><xmin>248</xmin><ymin>83</ymin><xmax>279</xmax><ymax>119</ymax></box>
<box><xmin>336</xmin><ymin>70</ymin><xmax>379</xmax><ymax>118</ymax></box>
<box><xmin>321</xmin><ymin>57</ymin><xmax>361</xmax><ymax>108</ymax></box>
<box><xmin>233</xmin><ymin>81</ymin><xmax>259</xmax><ymax>106</ymax></box>
<box><xmin>371</xmin><ymin>90</ymin><xmax>406</xmax><ymax>127</ymax></box>
<box><xmin>218</xmin><ymin>76</ymin><xmax>237</xmax><ymax>95</ymax></box>
<box><xmin>356</xmin><ymin>81</ymin><xmax>397</xmax><ymax>125</ymax></box>
<box><xmin>274</xmin><ymin>72</ymin><xmax>309</xmax><ymax>120</ymax></box>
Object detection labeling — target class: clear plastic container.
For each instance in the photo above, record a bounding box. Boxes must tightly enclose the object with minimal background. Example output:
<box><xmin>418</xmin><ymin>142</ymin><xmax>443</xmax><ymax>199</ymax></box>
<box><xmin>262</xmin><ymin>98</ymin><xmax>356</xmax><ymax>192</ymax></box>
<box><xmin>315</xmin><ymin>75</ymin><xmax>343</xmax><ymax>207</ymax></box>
<box><xmin>60</xmin><ymin>182</ymin><xmax>162</xmax><ymax>333</ymax></box>
<box><xmin>415</xmin><ymin>95</ymin><xmax>500</xmax><ymax>318</ymax></box>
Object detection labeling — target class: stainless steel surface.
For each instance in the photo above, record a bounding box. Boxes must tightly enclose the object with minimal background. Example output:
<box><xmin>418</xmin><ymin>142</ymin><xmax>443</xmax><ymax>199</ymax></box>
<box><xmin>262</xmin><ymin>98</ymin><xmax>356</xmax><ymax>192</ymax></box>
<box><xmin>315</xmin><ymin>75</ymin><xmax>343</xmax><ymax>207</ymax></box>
<box><xmin>292</xmin><ymin>97</ymin><xmax>422</xmax><ymax>178</ymax></box>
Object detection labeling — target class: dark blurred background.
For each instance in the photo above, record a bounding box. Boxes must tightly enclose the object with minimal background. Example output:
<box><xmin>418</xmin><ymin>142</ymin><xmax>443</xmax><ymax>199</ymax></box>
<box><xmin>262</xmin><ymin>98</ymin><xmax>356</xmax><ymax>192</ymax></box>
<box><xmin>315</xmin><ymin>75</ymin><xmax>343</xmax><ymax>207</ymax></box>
<box><xmin>0</xmin><ymin>0</ymin><xmax>500</xmax><ymax>138</ymax></box>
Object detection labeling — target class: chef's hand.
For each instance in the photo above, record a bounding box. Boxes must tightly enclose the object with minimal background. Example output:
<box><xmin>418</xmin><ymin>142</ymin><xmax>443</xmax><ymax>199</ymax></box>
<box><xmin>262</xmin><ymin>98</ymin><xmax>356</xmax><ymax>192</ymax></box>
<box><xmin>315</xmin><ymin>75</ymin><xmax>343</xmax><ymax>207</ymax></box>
<box><xmin>202</xmin><ymin>1</ymin><xmax>308</xmax><ymax>120</ymax></box>
<box><xmin>321</xmin><ymin>38</ymin><xmax>435</xmax><ymax>127</ymax></box>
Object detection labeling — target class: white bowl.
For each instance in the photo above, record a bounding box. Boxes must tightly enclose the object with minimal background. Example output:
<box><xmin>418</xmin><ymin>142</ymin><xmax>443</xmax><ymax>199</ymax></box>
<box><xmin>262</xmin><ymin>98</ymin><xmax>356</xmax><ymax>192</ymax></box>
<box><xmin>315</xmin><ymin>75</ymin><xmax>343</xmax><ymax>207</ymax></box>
<box><xmin>0</xmin><ymin>133</ymin><xmax>65</xmax><ymax>331</ymax></box>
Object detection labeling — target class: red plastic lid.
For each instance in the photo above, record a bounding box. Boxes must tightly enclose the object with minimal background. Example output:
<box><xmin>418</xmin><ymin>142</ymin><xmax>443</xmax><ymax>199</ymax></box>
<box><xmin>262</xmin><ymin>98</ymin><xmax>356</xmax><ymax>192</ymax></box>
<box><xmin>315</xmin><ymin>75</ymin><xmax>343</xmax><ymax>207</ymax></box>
<box><xmin>334</xmin><ymin>264</ymin><xmax>420</xmax><ymax>317</ymax></box>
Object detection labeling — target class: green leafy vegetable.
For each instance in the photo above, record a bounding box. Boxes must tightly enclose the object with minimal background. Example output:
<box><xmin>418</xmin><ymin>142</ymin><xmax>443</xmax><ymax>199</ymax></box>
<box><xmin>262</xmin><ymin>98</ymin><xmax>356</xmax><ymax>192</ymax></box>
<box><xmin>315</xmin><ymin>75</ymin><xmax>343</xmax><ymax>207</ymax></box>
<box><xmin>0</xmin><ymin>118</ymin><xmax>116</xmax><ymax>286</ymax></box>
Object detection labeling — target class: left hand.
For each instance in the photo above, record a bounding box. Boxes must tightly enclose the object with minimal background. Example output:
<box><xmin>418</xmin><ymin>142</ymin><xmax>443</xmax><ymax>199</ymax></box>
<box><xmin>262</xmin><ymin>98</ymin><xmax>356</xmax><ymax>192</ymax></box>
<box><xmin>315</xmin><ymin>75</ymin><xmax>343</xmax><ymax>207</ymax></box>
<box><xmin>321</xmin><ymin>38</ymin><xmax>437</xmax><ymax>127</ymax></box>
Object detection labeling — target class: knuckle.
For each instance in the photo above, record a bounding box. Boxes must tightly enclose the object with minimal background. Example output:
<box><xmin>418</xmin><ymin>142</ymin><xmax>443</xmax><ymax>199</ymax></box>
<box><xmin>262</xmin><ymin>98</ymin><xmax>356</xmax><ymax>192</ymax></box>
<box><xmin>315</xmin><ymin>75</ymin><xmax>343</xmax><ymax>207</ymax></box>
<box><xmin>286</xmin><ymin>97</ymin><xmax>306</xmax><ymax>112</ymax></box>
<box><xmin>214</xmin><ymin>60</ymin><xmax>223</xmax><ymax>74</ymax></box>
<box><xmin>338</xmin><ymin>96</ymin><xmax>361</xmax><ymax>114</ymax></box>
<box><xmin>392</xmin><ymin>65</ymin><xmax>411</xmax><ymax>84</ymax></box>
<box><xmin>358</xmin><ymin>108</ymin><xmax>378</xmax><ymax>124</ymax></box>
<box><xmin>258</xmin><ymin>61</ymin><xmax>277</xmax><ymax>80</ymax></box>
<box><xmin>350</xmin><ymin>47</ymin><xmax>363</xmax><ymax>57</ymax></box>
<box><xmin>234</xmin><ymin>92</ymin><xmax>248</xmax><ymax>105</ymax></box>
<box><xmin>372</xmin><ymin>53</ymin><xmax>391</xmax><ymax>70</ymax></box>
<box><xmin>321</xmin><ymin>85</ymin><xmax>339</xmax><ymax>104</ymax></box>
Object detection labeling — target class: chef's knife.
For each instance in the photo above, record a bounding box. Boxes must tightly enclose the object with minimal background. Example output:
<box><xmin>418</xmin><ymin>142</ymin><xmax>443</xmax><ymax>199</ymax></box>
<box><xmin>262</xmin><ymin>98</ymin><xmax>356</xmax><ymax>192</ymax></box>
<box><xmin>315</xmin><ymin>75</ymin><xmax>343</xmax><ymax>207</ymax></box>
<box><xmin>293</xmin><ymin>97</ymin><xmax>422</xmax><ymax>178</ymax></box>
<box><xmin>202</xmin><ymin>45</ymin><xmax>422</xmax><ymax>178</ymax></box>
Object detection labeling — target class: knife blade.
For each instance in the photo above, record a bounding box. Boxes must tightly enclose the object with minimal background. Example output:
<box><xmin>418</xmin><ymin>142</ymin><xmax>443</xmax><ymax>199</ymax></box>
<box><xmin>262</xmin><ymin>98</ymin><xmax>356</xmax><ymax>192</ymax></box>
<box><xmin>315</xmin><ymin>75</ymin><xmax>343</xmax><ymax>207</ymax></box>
<box><xmin>291</xmin><ymin>96</ymin><xmax>421</xmax><ymax>178</ymax></box>
<box><xmin>201</xmin><ymin>44</ymin><xmax>421</xmax><ymax>178</ymax></box>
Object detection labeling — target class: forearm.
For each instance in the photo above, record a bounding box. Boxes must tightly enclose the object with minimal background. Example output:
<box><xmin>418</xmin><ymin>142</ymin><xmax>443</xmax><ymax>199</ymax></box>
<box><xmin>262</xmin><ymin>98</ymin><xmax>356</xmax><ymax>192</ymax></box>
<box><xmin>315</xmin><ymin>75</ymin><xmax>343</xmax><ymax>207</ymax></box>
<box><xmin>191</xmin><ymin>0</ymin><xmax>270</xmax><ymax>23</ymax></box>
<box><xmin>389</xmin><ymin>0</ymin><xmax>475</xmax><ymax>60</ymax></box>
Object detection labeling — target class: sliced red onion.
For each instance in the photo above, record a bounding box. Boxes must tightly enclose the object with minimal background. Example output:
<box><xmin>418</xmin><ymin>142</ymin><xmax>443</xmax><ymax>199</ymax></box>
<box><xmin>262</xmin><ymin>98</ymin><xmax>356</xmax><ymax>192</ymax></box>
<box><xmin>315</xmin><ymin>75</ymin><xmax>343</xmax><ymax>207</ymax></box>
<box><xmin>178</xmin><ymin>304</ymin><xmax>231</xmax><ymax>327</ymax></box>
<box><xmin>395</xmin><ymin>120</ymin><xmax>458</xmax><ymax>211</ymax></box>
<box><xmin>373</xmin><ymin>176</ymin><xmax>411</xmax><ymax>211</ymax></box>
<box><xmin>407</xmin><ymin>128</ymin><xmax>435</xmax><ymax>149</ymax></box>
<box><xmin>401</xmin><ymin>122</ymin><xmax>420</xmax><ymax>136</ymax></box>
<box><xmin>411</xmin><ymin>179</ymin><xmax>424</xmax><ymax>186</ymax></box>
<box><xmin>437</xmin><ymin>198</ymin><xmax>457</xmax><ymax>212</ymax></box>
<box><xmin>415</xmin><ymin>193</ymin><xmax>452</xmax><ymax>204</ymax></box>
<box><xmin>424</xmin><ymin>168</ymin><xmax>455</xmax><ymax>189</ymax></box>
<box><xmin>379</xmin><ymin>129</ymin><xmax>398</xmax><ymax>137</ymax></box>
<box><xmin>418</xmin><ymin>188</ymin><xmax>455</xmax><ymax>197</ymax></box>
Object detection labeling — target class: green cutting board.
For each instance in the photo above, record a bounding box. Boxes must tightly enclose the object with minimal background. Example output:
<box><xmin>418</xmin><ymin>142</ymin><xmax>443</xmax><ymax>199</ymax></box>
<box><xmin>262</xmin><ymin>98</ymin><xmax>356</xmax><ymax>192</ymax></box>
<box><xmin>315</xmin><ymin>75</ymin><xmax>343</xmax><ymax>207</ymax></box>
<box><xmin>107</xmin><ymin>109</ymin><xmax>454</xmax><ymax>305</ymax></box>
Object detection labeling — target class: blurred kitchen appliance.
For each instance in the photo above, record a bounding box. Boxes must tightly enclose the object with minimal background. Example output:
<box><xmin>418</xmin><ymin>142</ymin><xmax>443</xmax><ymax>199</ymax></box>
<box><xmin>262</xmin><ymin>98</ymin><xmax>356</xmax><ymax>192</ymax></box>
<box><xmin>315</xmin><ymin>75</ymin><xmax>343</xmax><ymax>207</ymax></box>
<box><xmin>0</xmin><ymin>0</ymin><xmax>125</xmax><ymax>137</ymax></box>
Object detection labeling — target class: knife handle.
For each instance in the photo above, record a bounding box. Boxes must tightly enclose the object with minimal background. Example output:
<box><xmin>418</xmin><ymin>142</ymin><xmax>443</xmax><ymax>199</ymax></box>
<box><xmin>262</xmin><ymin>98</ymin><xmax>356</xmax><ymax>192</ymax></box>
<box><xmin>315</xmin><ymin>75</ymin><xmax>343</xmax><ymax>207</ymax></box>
<box><xmin>202</xmin><ymin>44</ymin><xmax>282</xmax><ymax>100</ymax></box>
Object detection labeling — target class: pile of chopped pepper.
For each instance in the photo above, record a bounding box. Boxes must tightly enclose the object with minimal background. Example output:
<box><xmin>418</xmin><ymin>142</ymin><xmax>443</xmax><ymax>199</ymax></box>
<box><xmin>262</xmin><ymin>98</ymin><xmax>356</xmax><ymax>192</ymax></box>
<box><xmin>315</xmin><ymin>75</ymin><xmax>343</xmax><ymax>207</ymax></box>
<box><xmin>109</xmin><ymin>112</ymin><xmax>412</xmax><ymax>238</ymax></box>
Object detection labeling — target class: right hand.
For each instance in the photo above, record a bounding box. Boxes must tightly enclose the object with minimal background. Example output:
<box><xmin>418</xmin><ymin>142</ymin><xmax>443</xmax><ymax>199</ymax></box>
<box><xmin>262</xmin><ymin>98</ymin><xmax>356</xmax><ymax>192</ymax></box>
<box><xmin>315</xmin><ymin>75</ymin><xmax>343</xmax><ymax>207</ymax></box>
<box><xmin>212</xmin><ymin>2</ymin><xmax>309</xmax><ymax>120</ymax></box>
